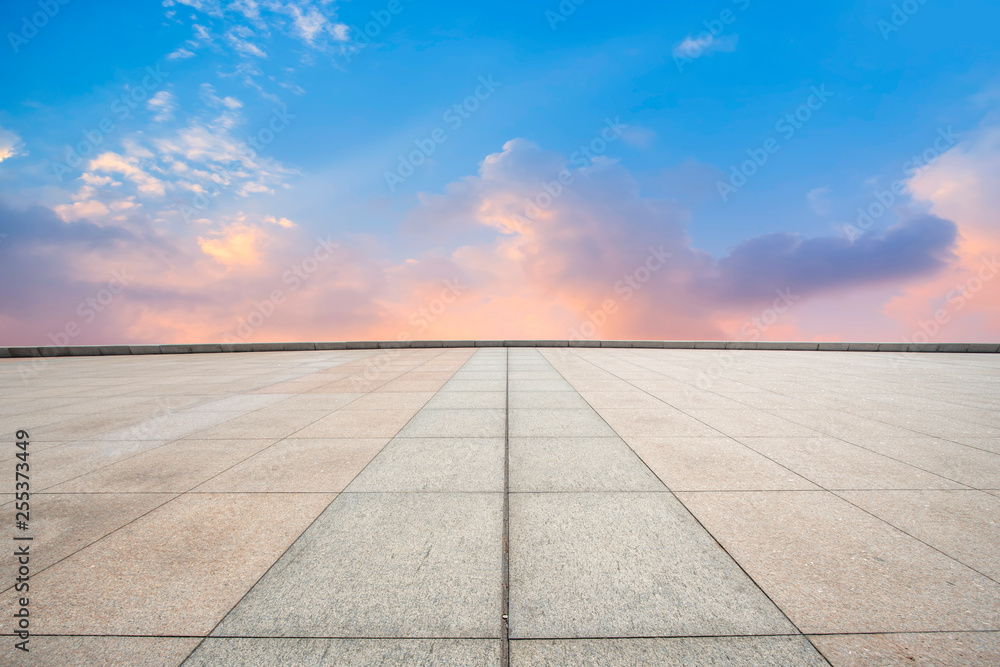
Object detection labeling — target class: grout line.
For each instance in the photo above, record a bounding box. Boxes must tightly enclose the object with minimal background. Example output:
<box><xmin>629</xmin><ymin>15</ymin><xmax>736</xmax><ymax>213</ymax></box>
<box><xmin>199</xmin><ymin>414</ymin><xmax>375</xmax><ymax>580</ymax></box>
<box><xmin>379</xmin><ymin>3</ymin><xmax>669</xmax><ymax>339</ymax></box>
<box><xmin>501</xmin><ymin>347</ymin><xmax>511</xmax><ymax>667</ymax></box>
<box><xmin>12</xmin><ymin>628</ymin><xmax>1000</xmax><ymax>640</ymax></box>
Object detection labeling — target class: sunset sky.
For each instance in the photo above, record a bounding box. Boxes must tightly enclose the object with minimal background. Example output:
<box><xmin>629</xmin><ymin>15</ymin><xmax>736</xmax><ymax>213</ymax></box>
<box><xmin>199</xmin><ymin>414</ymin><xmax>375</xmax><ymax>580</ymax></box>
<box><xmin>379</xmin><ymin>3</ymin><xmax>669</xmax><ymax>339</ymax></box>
<box><xmin>1</xmin><ymin>0</ymin><xmax>998</xmax><ymax>345</ymax></box>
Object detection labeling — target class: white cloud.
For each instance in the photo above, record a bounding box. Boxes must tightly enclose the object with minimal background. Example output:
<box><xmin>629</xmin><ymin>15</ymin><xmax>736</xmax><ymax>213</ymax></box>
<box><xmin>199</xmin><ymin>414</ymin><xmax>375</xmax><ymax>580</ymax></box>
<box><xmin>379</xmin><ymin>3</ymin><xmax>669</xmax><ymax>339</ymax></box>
<box><xmin>80</xmin><ymin>173</ymin><xmax>121</xmax><ymax>187</ymax></box>
<box><xmin>264</xmin><ymin>215</ymin><xmax>296</xmax><ymax>228</ymax></box>
<box><xmin>807</xmin><ymin>186</ymin><xmax>833</xmax><ymax>216</ymax></box>
<box><xmin>54</xmin><ymin>199</ymin><xmax>111</xmax><ymax>222</ymax></box>
<box><xmin>167</xmin><ymin>47</ymin><xmax>196</xmax><ymax>60</ymax></box>
<box><xmin>0</xmin><ymin>126</ymin><xmax>25</xmax><ymax>163</ymax></box>
<box><xmin>147</xmin><ymin>91</ymin><xmax>178</xmax><ymax>122</ymax></box>
<box><xmin>673</xmin><ymin>33</ymin><xmax>738</xmax><ymax>59</ymax></box>
<box><xmin>88</xmin><ymin>152</ymin><xmax>167</xmax><ymax>197</ymax></box>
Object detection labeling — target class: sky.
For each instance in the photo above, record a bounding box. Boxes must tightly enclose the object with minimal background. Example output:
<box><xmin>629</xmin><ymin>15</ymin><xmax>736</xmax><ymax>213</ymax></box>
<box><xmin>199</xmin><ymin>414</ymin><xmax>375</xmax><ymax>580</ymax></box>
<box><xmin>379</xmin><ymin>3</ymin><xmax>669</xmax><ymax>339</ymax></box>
<box><xmin>1</xmin><ymin>0</ymin><xmax>998</xmax><ymax>345</ymax></box>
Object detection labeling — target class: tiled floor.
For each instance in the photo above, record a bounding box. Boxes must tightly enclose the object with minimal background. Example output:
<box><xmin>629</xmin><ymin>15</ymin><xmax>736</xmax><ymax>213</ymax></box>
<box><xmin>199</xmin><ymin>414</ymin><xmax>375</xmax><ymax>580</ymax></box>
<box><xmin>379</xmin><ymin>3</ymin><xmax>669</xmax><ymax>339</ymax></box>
<box><xmin>2</xmin><ymin>347</ymin><xmax>999</xmax><ymax>665</ymax></box>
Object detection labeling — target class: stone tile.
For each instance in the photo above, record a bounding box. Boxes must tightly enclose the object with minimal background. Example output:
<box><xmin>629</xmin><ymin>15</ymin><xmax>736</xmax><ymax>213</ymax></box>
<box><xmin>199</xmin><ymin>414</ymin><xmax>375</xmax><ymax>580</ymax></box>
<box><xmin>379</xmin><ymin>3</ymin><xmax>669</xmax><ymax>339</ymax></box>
<box><xmin>422</xmin><ymin>391</ymin><xmax>506</xmax><ymax>409</ymax></box>
<box><xmin>0</xmin><ymin>493</ymin><xmax>334</xmax><ymax>635</ymax></box>
<box><xmin>101</xmin><ymin>411</ymin><xmax>245</xmax><ymax>441</ymax></box>
<box><xmin>213</xmin><ymin>492</ymin><xmax>502</xmax><ymax>638</ymax></box>
<box><xmin>441</xmin><ymin>379</ymin><xmax>506</xmax><ymax>392</ymax></box>
<box><xmin>594</xmin><ymin>407</ymin><xmax>719</xmax><ymax>437</ymax></box>
<box><xmin>838</xmin><ymin>490</ymin><xmax>1000</xmax><ymax>580</ymax></box>
<box><xmin>273</xmin><ymin>393</ymin><xmax>363</xmax><ymax>410</ymax></box>
<box><xmin>397</xmin><ymin>409</ymin><xmax>505</xmax><ymax>438</ymax></box>
<box><xmin>509</xmin><ymin>409</ymin><xmax>615</xmax><ymax>437</ymax></box>
<box><xmin>48</xmin><ymin>438</ymin><xmax>278</xmax><ymax>493</ymax></box>
<box><xmin>28</xmin><ymin>439</ymin><xmax>174</xmax><ymax>489</ymax></box>
<box><xmin>195</xmin><ymin>438</ymin><xmax>390</xmax><ymax>492</ymax></box>
<box><xmin>678</xmin><ymin>490</ymin><xmax>1000</xmax><ymax>633</ymax></box>
<box><xmin>346</xmin><ymin>437</ymin><xmax>503</xmax><ymax>492</ymax></box>
<box><xmin>24</xmin><ymin>636</ymin><xmax>201</xmax><ymax>667</ymax></box>
<box><xmin>508</xmin><ymin>379</ymin><xmax>574</xmax><ymax>392</ymax></box>
<box><xmin>293</xmin><ymin>409</ymin><xmax>419</xmax><ymax>438</ymax></box>
<box><xmin>187</xmin><ymin>409</ymin><xmax>329</xmax><ymax>439</ymax></box>
<box><xmin>509</xmin><ymin>492</ymin><xmax>795</xmax><ymax>638</ymax></box>
<box><xmin>186</xmin><ymin>638</ymin><xmax>500</xmax><ymax>666</ymax></box>
<box><xmin>508</xmin><ymin>391</ymin><xmax>591</xmax><ymax>409</ymax></box>
<box><xmin>810</xmin><ymin>632</ymin><xmax>1000</xmax><ymax>667</ymax></box>
<box><xmin>628</xmin><ymin>436</ymin><xmax>818</xmax><ymax>491</ymax></box>
<box><xmin>681</xmin><ymin>409</ymin><xmax>823</xmax><ymax>437</ymax></box>
<box><xmin>509</xmin><ymin>437</ymin><xmax>662</xmax><ymax>492</ymax></box>
<box><xmin>735</xmin><ymin>437</ymin><xmax>963</xmax><ymax>490</ymax></box>
<box><xmin>510</xmin><ymin>636</ymin><xmax>828</xmax><ymax>666</ymax></box>
<box><xmin>769</xmin><ymin>409</ymin><xmax>925</xmax><ymax>440</ymax></box>
<box><xmin>339</xmin><ymin>391</ymin><xmax>435</xmax><ymax>410</ymax></box>
<box><xmin>857</xmin><ymin>437</ymin><xmax>1000</xmax><ymax>489</ymax></box>
<box><xmin>576</xmin><ymin>391</ymin><xmax>671</xmax><ymax>410</ymax></box>
<box><xmin>2</xmin><ymin>492</ymin><xmax>174</xmax><ymax>576</ymax></box>
<box><xmin>189</xmin><ymin>394</ymin><xmax>289</xmax><ymax>412</ymax></box>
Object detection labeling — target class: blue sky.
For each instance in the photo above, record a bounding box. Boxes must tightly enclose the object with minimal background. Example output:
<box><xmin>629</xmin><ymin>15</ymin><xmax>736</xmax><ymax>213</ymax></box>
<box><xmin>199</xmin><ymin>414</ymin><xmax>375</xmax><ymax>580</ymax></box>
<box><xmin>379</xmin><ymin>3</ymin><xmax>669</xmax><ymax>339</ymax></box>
<box><xmin>1</xmin><ymin>0</ymin><xmax>998</xmax><ymax>344</ymax></box>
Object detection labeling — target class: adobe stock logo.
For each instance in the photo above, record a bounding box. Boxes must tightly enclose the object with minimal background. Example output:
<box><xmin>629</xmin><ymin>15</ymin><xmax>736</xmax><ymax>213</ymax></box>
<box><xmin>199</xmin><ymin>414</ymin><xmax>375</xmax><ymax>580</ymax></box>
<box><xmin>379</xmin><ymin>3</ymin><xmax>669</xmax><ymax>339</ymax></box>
<box><xmin>7</xmin><ymin>0</ymin><xmax>71</xmax><ymax>54</ymax></box>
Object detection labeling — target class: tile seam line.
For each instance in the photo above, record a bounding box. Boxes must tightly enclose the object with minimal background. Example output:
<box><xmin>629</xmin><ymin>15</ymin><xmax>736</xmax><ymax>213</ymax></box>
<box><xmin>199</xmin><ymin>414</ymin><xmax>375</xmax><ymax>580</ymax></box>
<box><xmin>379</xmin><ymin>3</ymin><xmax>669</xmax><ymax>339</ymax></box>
<box><xmin>178</xmin><ymin>347</ymin><xmax>470</xmax><ymax>665</ymax></box>
<box><xmin>501</xmin><ymin>346</ymin><xmax>511</xmax><ymax>667</ymax></box>
<box><xmin>543</xmin><ymin>348</ymin><xmax>835</xmax><ymax>667</ymax></box>
<box><xmin>17</xmin><ymin>628</ymin><xmax>1000</xmax><ymax>639</ymax></box>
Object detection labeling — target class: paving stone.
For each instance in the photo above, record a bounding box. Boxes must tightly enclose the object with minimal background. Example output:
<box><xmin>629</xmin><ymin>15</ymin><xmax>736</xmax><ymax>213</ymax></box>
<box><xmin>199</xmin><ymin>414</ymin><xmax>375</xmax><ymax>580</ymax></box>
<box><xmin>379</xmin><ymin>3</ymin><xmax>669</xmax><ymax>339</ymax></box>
<box><xmin>186</xmin><ymin>638</ymin><xmax>500</xmax><ymax>666</ymax></box>
<box><xmin>509</xmin><ymin>437</ymin><xmax>662</xmax><ymax>492</ymax></box>
<box><xmin>510</xmin><ymin>636</ymin><xmax>828</xmax><ymax>666</ymax></box>
<box><xmin>0</xmin><ymin>493</ymin><xmax>334</xmax><ymax>635</ymax></box>
<box><xmin>213</xmin><ymin>492</ymin><xmax>503</xmax><ymax>638</ymax></box>
<box><xmin>509</xmin><ymin>492</ymin><xmax>796</xmax><ymax>638</ymax></box>
<box><xmin>346</xmin><ymin>437</ymin><xmax>503</xmax><ymax>492</ymax></box>
<box><xmin>678</xmin><ymin>490</ymin><xmax>1000</xmax><ymax>633</ymax></box>
<box><xmin>809</xmin><ymin>631</ymin><xmax>1000</xmax><ymax>667</ymax></box>
<box><xmin>23</xmin><ymin>637</ymin><xmax>201</xmax><ymax>667</ymax></box>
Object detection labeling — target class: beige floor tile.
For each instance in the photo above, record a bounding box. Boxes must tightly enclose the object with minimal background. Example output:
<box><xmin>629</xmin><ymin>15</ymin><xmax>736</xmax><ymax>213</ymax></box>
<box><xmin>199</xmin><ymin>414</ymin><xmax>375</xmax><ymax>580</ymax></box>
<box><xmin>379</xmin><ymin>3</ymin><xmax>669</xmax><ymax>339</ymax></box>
<box><xmin>187</xmin><ymin>410</ymin><xmax>330</xmax><ymax>439</ymax></box>
<box><xmin>594</xmin><ymin>407</ymin><xmax>719</xmax><ymax>437</ymax></box>
<box><xmin>810</xmin><ymin>632</ymin><xmax>1000</xmax><ymax>667</ymax></box>
<box><xmin>0</xmin><ymin>493</ymin><xmax>334</xmax><ymax>635</ymax></box>
<box><xmin>628</xmin><ymin>436</ymin><xmax>818</xmax><ymax>491</ymax></box>
<box><xmin>195</xmin><ymin>438</ymin><xmax>390</xmax><ymax>492</ymax></box>
<box><xmin>736</xmin><ymin>437</ymin><xmax>964</xmax><ymax>490</ymax></box>
<box><xmin>838</xmin><ymin>489</ymin><xmax>1000</xmax><ymax>580</ymax></box>
<box><xmin>24</xmin><ymin>636</ymin><xmax>201</xmax><ymax>667</ymax></box>
<box><xmin>678</xmin><ymin>490</ymin><xmax>1000</xmax><ymax>633</ymax></box>
<box><xmin>293</xmin><ymin>409</ymin><xmax>418</xmax><ymax>438</ymax></box>
<box><xmin>48</xmin><ymin>438</ymin><xmax>278</xmax><ymax>492</ymax></box>
<box><xmin>2</xmin><ymin>492</ymin><xmax>175</xmax><ymax>577</ymax></box>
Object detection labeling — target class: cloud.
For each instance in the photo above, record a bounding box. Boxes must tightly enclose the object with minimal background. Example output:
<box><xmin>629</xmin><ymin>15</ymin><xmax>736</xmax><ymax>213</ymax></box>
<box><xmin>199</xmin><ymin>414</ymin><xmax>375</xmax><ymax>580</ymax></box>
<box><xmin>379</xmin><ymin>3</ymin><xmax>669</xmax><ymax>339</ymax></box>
<box><xmin>0</xmin><ymin>137</ymin><xmax>975</xmax><ymax>346</ymax></box>
<box><xmin>264</xmin><ymin>215</ymin><xmax>296</xmax><ymax>228</ymax></box>
<box><xmin>877</xmin><ymin>120</ymin><xmax>1000</xmax><ymax>342</ymax></box>
<box><xmin>54</xmin><ymin>199</ymin><xmax>111</xmax><ymax>222</ymax></box>
<box><xmin>712</xmin><ymin>215</ymin><xmax>957</xmax><ymax>303</ymax></box>
<box><xmin>0</xmin><ymin>126</ymin><xmax>25</xmax><ymax>163</ymax></box>
<box><xmin>673</xmin><ymin>33</ymin><xmax>738</xmax><ymax>59</ymax></box>
<box><xmin>807</xmin><ymin>186</ymin><xmax>832</xmax><ymax>215</ymax></box>
<box><xmin>198</xmin><ymin>221</ymin><xmax>267</xmax><ymax>267</ymax></box>
<box><xmin>87</xmin><ymin>152</ymin><xmax>167</xmax><ymax>197</ymax></box>
<box><xmin>147</xmin><ymin>91</ymin><xmax>178</xmax><ymax>122</ymax></box>
<box><xmin>403</xmin><ymin>139</ymin><xmax>959</xmax><ymax>339</ymax></box>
